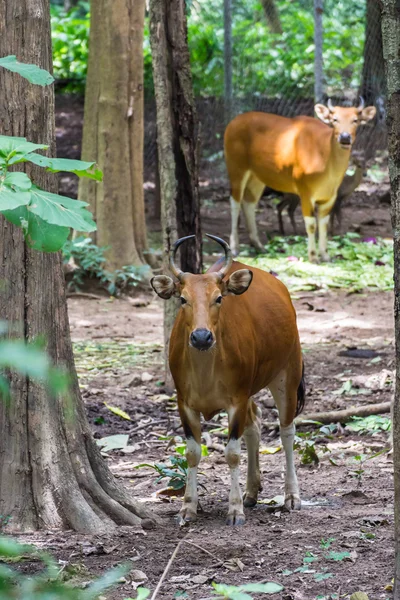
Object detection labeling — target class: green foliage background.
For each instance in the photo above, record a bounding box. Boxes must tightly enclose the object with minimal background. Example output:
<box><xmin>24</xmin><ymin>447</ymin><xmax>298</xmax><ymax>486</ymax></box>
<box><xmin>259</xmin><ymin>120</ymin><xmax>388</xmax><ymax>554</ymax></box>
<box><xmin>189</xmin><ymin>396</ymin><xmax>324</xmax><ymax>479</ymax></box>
<box><xmin>50</xmin><ymin>0</ymin><xmax>366</xmax><ymax>97</ymax></box>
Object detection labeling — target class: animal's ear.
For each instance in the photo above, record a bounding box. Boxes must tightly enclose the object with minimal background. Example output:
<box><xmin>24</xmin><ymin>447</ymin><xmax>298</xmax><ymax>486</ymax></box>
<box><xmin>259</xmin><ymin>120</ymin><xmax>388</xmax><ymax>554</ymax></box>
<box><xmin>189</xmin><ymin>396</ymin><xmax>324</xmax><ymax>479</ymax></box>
<box><xmin>314</xmin><ymin>104</ymin><xmax>331</xmax><ymax>124</ymax></box>
<box><xmin>224</xmin><ymin>269</ymin><xmax>253</xmax><ymax>296</ymax></box>
<box><xmin>360</xmin><ymin>106</ymin><xmax>376</xmax><ymax>124</ymax></box>
<box><xmin>150</xmin><ymin>275</ymin><xmax>179</xmax><ymax>299</ymax></box>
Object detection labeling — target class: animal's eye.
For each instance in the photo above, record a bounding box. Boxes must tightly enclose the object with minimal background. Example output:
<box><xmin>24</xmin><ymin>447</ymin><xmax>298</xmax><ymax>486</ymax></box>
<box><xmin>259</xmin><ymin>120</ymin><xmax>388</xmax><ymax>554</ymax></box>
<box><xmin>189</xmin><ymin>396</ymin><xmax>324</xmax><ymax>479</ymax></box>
<box><xmin>180</xmin><ymin>297</ymin><xmax>187</xmax><ymax>305</ymax></box>
<box><xmin>353</xmin><ymin>119</ymin><xmax>358</xmax><ymax>123</ymax></box>
<box><xmin>333</xmin><ymin>117</ymin><xmax>338</xmax><ymax>123</ymax></box>
<box><xmin>215</xmin><ymin>296</ymin><xmax>223</xmax><ymax>305</ymax></box>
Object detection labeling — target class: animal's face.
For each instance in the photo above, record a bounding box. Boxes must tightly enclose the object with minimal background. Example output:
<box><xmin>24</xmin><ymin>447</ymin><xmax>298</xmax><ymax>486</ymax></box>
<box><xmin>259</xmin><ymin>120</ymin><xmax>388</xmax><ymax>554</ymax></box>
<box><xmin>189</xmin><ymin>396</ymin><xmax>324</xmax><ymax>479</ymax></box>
<box><xmin>151</xmin><ymin>270</ymin><xmax>253</xmax><ymax>352</ymax></box>
<box><xmin>315</xmin><ymin>100</ymin><xmax>376</xmax><ymax>149</ymax></box>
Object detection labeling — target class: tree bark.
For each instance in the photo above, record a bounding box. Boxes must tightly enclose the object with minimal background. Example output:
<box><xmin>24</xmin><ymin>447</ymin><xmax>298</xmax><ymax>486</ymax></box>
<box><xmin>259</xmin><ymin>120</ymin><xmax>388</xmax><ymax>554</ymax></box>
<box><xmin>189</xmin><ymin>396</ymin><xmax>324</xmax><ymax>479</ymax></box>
<box><xmin>149</xmin><ymin>0</ymin><xmax>202</xmax><ymax>389</ymax></box>
<box><xmin>260</xmin><ymin>0</ymin><xmax>282</xmax><ymax>34</ymax></box>
<box><xmin>314</xmin><ymin>0</ymin><xmax>324</xmax><ymax>103</ymax></box>
<box><xmin>360</xmin><ymin>0</ymin><xmax>385</xmax><ymax>106</ymax></box>
<box><xmin>381</xmin><ymin>0</ymin><xmax>400</xmax><ymax>595</ymax></box>
<box><xmin>0</xmin><ymin>0</ymin><xmax>154</xmax><ymax>533</ymax></box>
<box><xmin>78</xmin><ymin>0</ymin><xmax>149</xmax><ymax>271</ymax></box>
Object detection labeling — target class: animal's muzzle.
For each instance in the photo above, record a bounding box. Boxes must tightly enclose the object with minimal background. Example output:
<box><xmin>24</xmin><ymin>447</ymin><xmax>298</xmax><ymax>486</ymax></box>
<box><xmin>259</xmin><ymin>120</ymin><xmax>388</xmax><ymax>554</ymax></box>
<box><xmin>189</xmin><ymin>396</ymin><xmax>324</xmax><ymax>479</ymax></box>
<box><xmin>190</xmin><ymin>328</ymin><xmax>214</xmax><ymax>351</ymax></box>
<box><xmin>338</xmin><ymin>132</ymin><xmax>352</xmax><ymax>146</ymax></box>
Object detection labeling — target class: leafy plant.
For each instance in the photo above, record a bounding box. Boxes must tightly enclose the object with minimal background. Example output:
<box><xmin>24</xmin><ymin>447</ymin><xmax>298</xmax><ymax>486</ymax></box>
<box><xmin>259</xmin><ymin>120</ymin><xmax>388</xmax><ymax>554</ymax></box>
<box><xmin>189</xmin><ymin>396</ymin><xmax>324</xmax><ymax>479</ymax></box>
<box><xmin>346</xmin><ymin>415</ymin><xmax>392</xmax><ymax>435</ymax></box>
<box><xmin>349</xmin><ymin>453</ymin><xmax>367</xmax><ymax>485</ymax></box>
<box><xmin>0</xmin><ymin>535</ymin><xmax>149</xmax><ymax>599</ymax></box>
<box><xmin>136</xmin><ymin>455</ymin><xmax>189</xmax><ymax>491</ymax></box>
<box><xmin>62</xmin><ymin>236</ymin><xmax>151</xmax><ymax>295</ymax></box>
<box><xmin>320</xmin><ymin>537</ymin><xmax>335</xmax><ymax>550</ymax></box>
<box><xmin>244</xmin><ymin>234</ymin><xmax>394</xmax><ymax>293</ymax></box>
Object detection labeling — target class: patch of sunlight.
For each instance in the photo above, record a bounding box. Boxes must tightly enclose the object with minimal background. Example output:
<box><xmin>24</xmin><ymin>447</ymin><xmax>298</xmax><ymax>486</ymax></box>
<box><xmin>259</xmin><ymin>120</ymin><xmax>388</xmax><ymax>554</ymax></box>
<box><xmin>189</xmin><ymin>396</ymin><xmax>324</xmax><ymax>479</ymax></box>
<box><xmin>238</xmin><ymin>234</ymin><xmax>393</xmax><ymax>293</ymax></box>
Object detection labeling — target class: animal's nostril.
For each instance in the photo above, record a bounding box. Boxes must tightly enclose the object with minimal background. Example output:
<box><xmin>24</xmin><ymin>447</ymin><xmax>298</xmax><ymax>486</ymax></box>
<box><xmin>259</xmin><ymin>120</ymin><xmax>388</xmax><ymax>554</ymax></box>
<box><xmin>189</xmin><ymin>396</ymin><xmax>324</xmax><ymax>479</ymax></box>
<box><xmin>339</xmin><ymin>132</ymin><xmax>351</xmax><ymax>144</ymax></box>
<box><xmin>190</xmin><ymin>328</ymin><xmax>214</xmax><ymax>349</ymax></box>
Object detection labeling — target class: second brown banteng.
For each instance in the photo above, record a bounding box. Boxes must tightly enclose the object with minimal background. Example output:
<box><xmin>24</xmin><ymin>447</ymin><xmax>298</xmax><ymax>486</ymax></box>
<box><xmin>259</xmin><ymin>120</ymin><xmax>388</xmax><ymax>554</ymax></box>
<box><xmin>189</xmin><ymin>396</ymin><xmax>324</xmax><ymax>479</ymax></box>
<box><xmin>151</xmin><ymin>234</ymin><xmax>305</xmax><ymax>525</ymax></box>
<box><xmin>224</xmin><ymin>98</ymin><xmax>376</xmax><ymax>261</ymax></box>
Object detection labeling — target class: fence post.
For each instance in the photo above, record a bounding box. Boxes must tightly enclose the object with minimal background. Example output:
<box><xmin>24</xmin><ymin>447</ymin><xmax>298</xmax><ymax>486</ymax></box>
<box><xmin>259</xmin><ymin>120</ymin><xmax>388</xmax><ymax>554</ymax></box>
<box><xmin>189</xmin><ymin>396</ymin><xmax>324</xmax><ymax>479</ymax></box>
<box><xmin>314</xmin><ymin>0</ymin><xmax>324</xmax><ymax>103</ymax></box>
<box><xmin>224</xmin><ymin>0</ymin><xmax>233</xmax><ymax>124</ymax></box>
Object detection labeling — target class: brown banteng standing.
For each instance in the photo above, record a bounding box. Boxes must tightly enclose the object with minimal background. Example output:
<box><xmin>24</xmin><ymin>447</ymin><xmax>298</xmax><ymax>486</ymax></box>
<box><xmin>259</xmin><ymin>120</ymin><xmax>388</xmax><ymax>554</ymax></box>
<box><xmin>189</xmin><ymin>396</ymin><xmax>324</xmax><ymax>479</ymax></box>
<box><xmin>151</xmin><ymin>234</ymin><xmax>305</xmax><ymax>525</ymax></box>
<box><xmin>224</xmin><ymin>99</ymin><xmax>375</xmax><ymax>261</ymax></box>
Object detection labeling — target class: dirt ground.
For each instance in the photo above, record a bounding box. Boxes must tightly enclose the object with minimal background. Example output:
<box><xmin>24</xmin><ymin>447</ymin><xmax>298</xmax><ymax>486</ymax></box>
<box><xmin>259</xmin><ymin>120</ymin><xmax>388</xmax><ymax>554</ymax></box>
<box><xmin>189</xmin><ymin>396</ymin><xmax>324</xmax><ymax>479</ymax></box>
<box><xmin>8</xmin><ymin>97</ymin><xmax>395</xmax><ymax>599</ymax></box>
<box><xmin>13</xmin><ymin>289</ymin><xmax>394</xmax><ymax>600</ymax></box>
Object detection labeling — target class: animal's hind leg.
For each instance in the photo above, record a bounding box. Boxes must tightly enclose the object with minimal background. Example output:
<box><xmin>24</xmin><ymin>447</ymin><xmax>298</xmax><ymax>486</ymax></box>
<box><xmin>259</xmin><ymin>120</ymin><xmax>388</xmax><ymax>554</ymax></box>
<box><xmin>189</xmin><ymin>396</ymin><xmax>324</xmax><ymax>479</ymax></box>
<box><xmin>243</xmin><ymin>400</ymin><xmax>262</xmax><ymax>507</ymax></box>
<box><xmin>268</xmin><ymin>361</ymin><xmax>302</xmax><ymax>511</ymax></box>
<box><xmin>228</xmin><ymin>170</ymin><xmax>250</xmax><ymax>256</ymax></box>
<box><xmin>242</xmin><ymin>176</ymin><xmax>265</xmax><ymax>252</ymax></box>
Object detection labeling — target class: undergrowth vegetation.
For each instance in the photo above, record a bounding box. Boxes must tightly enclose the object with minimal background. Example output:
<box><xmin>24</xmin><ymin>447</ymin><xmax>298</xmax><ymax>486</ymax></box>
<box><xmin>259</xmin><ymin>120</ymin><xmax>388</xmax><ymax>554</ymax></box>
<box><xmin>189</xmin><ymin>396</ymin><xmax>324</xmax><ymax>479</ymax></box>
<box><xmin>241</xmin><ymin>234</ymin><xmax>394</xmax><ymax>293</ymax></box>
<box><xmin>63</xmin><ymin>237</ymin><xmax>151</xmax><ymax>295</ymax></box>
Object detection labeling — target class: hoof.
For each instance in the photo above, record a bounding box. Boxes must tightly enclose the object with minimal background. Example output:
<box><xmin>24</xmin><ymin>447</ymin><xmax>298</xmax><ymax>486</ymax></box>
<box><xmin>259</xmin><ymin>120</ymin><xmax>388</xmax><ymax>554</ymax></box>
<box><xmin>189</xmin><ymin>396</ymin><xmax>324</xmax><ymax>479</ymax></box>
<box><xmin>308</xmin><ymin>253</ymin><xmax>319</xmax><ymax>264</ymax></box>
<box><xmin>250</xmin><ymin>242</ymin><xmax>265</xmax><ymax>254</ymax></box>
<box><xmin>243</xmin><ymin>494</ymin><xmax>258</xmax><ymax>508</ymax></box>
<box><xmin>284</xmin><ymin>494</ymin><xmax>301</xmax><ymax>511</ymax></box>
<box><xmin>226</xmin><ymin>510</ymin><xmax>246</xmax><ymax>526</ymax></box>
<box><xmin>320</xmin><ymin>253</ymin><xmax>331</xmax><ymax>263</ymax></box>
<box><xmin>177</xmin><ymin>508</ymin><xmax>197</xmax><ymax>526</ymax></box>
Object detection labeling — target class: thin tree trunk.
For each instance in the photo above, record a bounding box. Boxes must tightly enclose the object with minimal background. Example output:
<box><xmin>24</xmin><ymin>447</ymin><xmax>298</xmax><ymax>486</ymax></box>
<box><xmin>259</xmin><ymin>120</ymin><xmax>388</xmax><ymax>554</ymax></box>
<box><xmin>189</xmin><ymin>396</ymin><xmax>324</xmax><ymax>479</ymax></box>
<box><xmin>224</xmin><ymin>0</ymin><xmax>233</xmax><ymax>125</ymax></box>
<box><xmin>361</xmin><ymin>0</ymin><xmax>385</xmax><ymax>106</ymax></box>
<box><xmin>0</xmin><ymin>0</ymin><xmax>155</xmax><ymax>533</ymax></box>
<box><xmin>260</xmin><ymin>0</ymin><xmax>282</xmax><ymax>34</ymax></box>
<box><xmin>149</xmin><ymin>0</ymin><xmax>201</xmax><ymax>390</ymax></box>
<box><xmin>381</xmin><ymin>0</ymin><xmax>400</xmax><ymax>595</ymax></box>
<box><xmin>314</xmin><ymin>0</ymin><xmax>324</xmax><ymax>103</ymax></box>
<box><xmin>79</xmin><ymin>0</ymin><xmax>148</xmax><ymax>271</ymax></box>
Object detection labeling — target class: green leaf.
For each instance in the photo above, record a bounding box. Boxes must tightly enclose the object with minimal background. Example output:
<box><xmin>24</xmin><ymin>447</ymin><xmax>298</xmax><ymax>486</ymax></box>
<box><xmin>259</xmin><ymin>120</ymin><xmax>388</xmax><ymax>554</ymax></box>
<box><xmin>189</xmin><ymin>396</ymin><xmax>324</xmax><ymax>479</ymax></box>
<box><xmin>135</xmin><ymin>589</ymin><xmax>151</xmax><ymax>600</ymax></box>
<box><xmin>241</xmin><ymin>582</ymin><xmax>283</xmax><ymax>594</ymax></box>
<box><xmin>29</xmin><ymin>187</ymin><xmax>96</xmax><ymax>232</ymax></box>
<box><xmin>0</xmin><ymin>135</ymin><xmax>48</xmax><ymax>165</ymax></box>
<box><xmin>0</xmin><ymin>341</ymin><xmax>50</xmax><ymax>379</ymax></box>
<box><xmin>0</xmin><ymin>187</ymin><xmax>31</xmax><ymax>211</ymax></box>
<box><xmin>26</xmin><ymin>154</ymin><xmax>103</xmax><ymax>181</ymax></box>
<box><xmin>314</xmin><ymin>572</ymin><xmax>334</xmax><ymax>582</ymax></box>
<box><xmin>0</xmin><ymin>374</ymin><xmax>10</xmax><ymax>403</ymax></box>
<box><xmin>0</xmin><ymin>537</ymin><xmax>34</xmax><ymax>558</ymax></box>
<box><xmin>0</xmin><ymin>55</ymin><xmax>54</xmax><ymax>86</ymax></box>
<box><xmin>4</xmin><ymin>172</ymin><xmax>32</xmax><ymax>191</ymax></box>
<box><xmin>325</xmin><ymin>551</ymin><xmax>350</xmax><ymax>561</ymax></box>
<box><xmin>82</xmin><ymin>565</ymin><xmax>129</xmax><ymax>599</ymax></box>
<box><xmin>1</xmin><ymin>206</ymin><xmax>70</xmax><ymax>252</ymax></box>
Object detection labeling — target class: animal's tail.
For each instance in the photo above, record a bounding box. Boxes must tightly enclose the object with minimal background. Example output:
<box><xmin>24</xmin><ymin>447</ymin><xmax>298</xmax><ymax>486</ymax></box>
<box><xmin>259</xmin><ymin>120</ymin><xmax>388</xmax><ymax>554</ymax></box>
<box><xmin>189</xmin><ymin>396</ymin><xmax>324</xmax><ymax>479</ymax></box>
<box><xmin>295</xmin><ymin>361</ymin><xmax>306</xmax><ymax>417</ymax></box>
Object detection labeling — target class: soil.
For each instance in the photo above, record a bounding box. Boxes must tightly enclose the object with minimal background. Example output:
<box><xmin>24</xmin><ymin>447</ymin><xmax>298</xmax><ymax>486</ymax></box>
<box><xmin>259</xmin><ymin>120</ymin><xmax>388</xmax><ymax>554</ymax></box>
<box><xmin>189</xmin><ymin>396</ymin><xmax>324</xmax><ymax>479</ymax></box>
<box><xmin>7</xmin><ymin>97</ymin><xmax>395</xmax><ymax>600</ymax></box>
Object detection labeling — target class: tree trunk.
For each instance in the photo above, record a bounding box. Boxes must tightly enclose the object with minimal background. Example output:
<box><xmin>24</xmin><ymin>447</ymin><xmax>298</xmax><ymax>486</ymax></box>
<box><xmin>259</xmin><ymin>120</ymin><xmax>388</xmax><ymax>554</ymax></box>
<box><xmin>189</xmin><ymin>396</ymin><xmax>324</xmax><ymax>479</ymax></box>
<box><xmin>314</xmin><ymin>0</ymin><xmax>324</xmax><ymax>103</ymax></box>
<box><xmin>0</xmin><ymin>0</ymin><xmax>155</xmax><ymax>533</ymax></box>
<box><xmin>78</xmin><ymin>0</ymin><xmax>149</xmax><ymax>271</ymax></box>
<box><xmin>381</xmin><ymin>0</ymin><xmax>400</xmax><ymax>595</ymax></box>
<box><xmin>64</xmin><ymin>0</ymin><xmax>78</xmax><ymax>11</ymax></box>
<box><xmin>360</xmin><ymin>0</ymin><xmax>385</xmax><ymax>106</ymax></box>
<box><xmin>149</xmin><ymin>0</ymin><xmax>202</xmax><ymax>389</ymax></box>
<box><xmin>224</xmin><ymin>0</ymin><xmax>233</xmax><ymax>125</ymax></box>
<box><xmin>260</xmin><ymin>0</ymin><xmax>282</xmax><ymax>34</ymax></box>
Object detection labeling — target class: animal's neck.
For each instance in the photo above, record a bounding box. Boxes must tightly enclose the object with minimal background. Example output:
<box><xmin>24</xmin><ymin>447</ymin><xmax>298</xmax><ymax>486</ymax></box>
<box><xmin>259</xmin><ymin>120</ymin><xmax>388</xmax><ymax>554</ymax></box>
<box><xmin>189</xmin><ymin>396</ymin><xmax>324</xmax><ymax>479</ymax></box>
<box><xmin>330</xmin><ymin>132</ymin><xmax>351</xmax><ymax>169</ymax></box>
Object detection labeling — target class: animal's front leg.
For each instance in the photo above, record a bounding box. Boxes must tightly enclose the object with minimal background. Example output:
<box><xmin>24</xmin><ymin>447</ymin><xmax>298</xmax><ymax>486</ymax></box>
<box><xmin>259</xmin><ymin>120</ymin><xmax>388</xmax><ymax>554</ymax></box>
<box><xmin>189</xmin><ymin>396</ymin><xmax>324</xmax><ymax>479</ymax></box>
<box><xmin>225</xmin><ymin>407</ymin><xmax>246</xmax><ymax>525</ymax></box>
<box><xmin>178</xmin><ymin>404</ymin><xmax>201</xmax><ymax>525</ymax></box>
<box><xmin>318</xmin><ymin>199</ymin><xmax>335</xmax><ymax>262</ymax></box>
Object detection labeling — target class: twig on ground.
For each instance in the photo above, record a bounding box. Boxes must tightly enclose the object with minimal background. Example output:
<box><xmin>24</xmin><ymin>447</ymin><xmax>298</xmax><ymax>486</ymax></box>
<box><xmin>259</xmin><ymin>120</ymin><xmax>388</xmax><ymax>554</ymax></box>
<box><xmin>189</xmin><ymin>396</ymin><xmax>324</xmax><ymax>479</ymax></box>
<box><xmin>66</xmin><ymin>292</ymin><xmax>105</xmax><ymax>300</ymax></box>
<box><xmin>150</xmin><ymin>534</ymin><xmax>188</xmax><ymax>600</ymax></box>
<box><xmin>263</xmin><ymin>401</ymin><xmax>392</xmax><ymax>428</ymax></box>
<box><xmin>183</xmin><ymin>540</ymin><xmax>224</xmax><ymax>566</ymax></box>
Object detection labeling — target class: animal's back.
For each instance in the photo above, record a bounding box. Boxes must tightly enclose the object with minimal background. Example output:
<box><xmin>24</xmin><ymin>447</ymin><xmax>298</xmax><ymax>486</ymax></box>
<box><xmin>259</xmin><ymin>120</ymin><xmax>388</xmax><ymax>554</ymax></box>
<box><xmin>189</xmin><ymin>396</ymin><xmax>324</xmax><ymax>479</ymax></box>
<box><xmin>224</xmin><ymin>111</ymin><xmax>333</xmax><ymax>193</ymax></box>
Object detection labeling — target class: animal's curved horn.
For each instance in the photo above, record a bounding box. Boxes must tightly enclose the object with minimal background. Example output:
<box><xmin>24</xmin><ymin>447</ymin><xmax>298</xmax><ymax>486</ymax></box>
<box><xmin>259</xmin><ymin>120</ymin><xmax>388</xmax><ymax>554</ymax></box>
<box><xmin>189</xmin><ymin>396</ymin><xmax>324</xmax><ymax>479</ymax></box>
<box><xmin>327</xmin><ymin>98</ymin><xmax>334</xmax><ymax>112</ymax></box>
<box><xmin>206</xmin><ymin>234</ymin><xmax>233</xmax><ymax>279</ymax></box>
<box><xmin>169</xmin><ymin>235</ymin><xmax>195</xmax><ymax>280</ymax></box>
<box><xmin>357</xmin><ymin>96</ymin><xmax>365</xmax><ymax>111</ymax></box>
